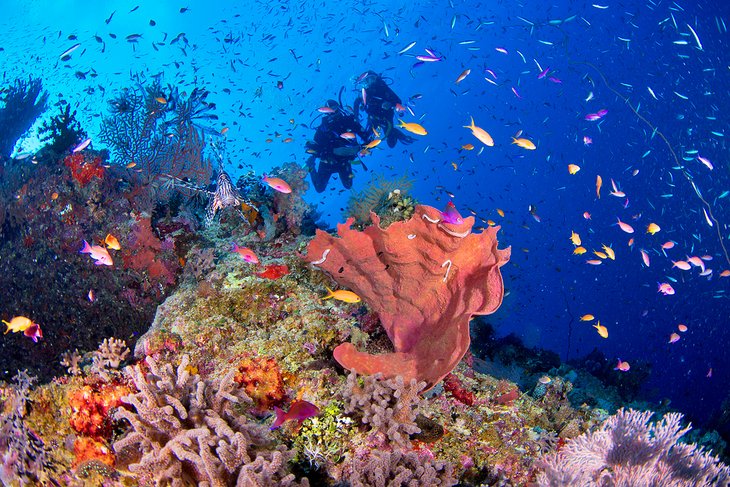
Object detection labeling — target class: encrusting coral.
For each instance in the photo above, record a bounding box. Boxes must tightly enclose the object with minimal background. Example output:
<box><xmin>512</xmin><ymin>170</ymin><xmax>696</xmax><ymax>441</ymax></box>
<box><xmin>113</xmin><ymin>354</ymin><xmax>307</xmax><ymax>486</ymax></box>
<box><xmin>305</xmin><ymin>204</ymin><xmax>511</xmax><ymax>390</ymax></box>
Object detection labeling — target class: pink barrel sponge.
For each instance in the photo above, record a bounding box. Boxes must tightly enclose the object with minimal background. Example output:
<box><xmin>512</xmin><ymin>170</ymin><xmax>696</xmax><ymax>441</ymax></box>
<box><xmin>305</xmin><ymin>204</ymin><xmax>510</xmax><ymax>391</ymax></box>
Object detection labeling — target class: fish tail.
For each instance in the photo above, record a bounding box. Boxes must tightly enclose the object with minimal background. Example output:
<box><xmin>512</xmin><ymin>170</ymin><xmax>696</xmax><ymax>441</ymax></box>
<box><xmin>270</xmin><ymin>406</ymin><xmax>286</xmax><ymax>430</ymax></box>
<box><xmin>79</xmin><ymin>240</ymin><xmax>91</xmax><ymax>254</ymax></box>
<box><xmin>321</xmin><ymin>287</ymin><xmax>334</xmax><ymax>301</ymax></box>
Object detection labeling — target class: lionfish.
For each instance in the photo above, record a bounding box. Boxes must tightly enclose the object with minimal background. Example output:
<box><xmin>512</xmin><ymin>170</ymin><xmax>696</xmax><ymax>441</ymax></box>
<box><xmin>161</xmin><ymin>169</ymin><xmax>257</xmax><ymax>226</ymax></box>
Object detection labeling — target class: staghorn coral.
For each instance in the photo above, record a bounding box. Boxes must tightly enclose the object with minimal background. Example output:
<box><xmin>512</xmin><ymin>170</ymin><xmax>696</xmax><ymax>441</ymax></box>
<box><xmin>305</xmin><ymin>204</ymin><xmax>510</xmax><ymax>390</ymax></box>
<box><xmin>343</xmin><ymin>372</ymin><xmax>425</xmax><ymax>448</ymax></box>
<box><xmin>113</xmin><ymin>354</ymin><xmax>306</xmax><ymax>487</ymax></box>
<box><xmin>341</xmin><ymin>449</ymin><xmax>456</xmax><ymax>487</ymax></box>
<box><xmin>60</xmin><ymin>349</ymin><xmax>83</xmax><ymax>376</ymax></box>
<box><xmin>537</xmin><ymin>408</ymin><xmax>730</xmax><ymax>486</ymax></box>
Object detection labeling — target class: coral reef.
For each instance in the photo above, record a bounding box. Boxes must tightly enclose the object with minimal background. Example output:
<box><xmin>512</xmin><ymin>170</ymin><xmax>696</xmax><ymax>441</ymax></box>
<box><xmin>345</xmin><ymin>173</ymin><xmax>414</xmax><ymax>226</ymax></box>
<box><xmin>343</xmin><ymin>372</ymin><xmax>425</xmax><ymax>448</ymax></box>
<box><xmin>340</xmin><ymin>449</ymin><xmax>456</xmax><ymax>487</ymax></box>
<box><xmin>37</xmin><ymin>102</ymin><xmax>87</xmax><ymax>158</ymax></box>
<box><xmin>538</xmin><ymin>408</ymin><xmax>730</xmax><ymax>486</ymax></box>
<box><xmin>99</xmin><ymin>78</ymin><xmax>213</xmax><ymax>190</ymax></box>
<box><xmin>0</xmin><ymin>76</ymin><xmax>48</xmax><ymax>159</ymax></box>
<box><xmin>113</xmin><ymin>354</ymin><xmax>306</xmax><ymax>486</ymax></box>
<box><xmin>305</xmin><ymin>204</ymin><xmax>511</xmax><ymax>390</ymax></box>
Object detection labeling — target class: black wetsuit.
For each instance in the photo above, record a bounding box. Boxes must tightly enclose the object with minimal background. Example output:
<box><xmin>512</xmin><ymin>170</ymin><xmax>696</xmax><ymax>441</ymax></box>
<box><xmin>354</xmin><ymin>72</ymin><xmax>414</xmax><ymax>148</ymax></box>
<box><xmin>306</xmin><ymin>108</ymin><xmax>369</xmax><ymax>193</ymax></box>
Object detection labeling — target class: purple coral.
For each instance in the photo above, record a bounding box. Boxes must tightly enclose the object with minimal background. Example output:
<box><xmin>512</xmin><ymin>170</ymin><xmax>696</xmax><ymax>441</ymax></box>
<box><xmin>537</xmin><ymin>408</ymin><xmax>730</xmax><ymax>486</ymax></box>
<box><xmin>340</xmin><ymin>449</ymin><xmax>456</xmax><ymax>487</ymax></box>
<box><xmin>343</xmin><ymin>372</ymin><xmax>426</xmax><ymax>448</ymax></box>
<box><xmin>113</xmin><ymin>355</ymin><xmax>307</xmax><ymax>486</ymax></box>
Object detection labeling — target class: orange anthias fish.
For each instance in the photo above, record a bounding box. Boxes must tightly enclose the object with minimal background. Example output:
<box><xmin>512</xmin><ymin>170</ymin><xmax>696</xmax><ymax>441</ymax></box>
<box><xmin>397</xmin><ymin>119</ymin><xmax>428</xmax><ymax>136</ymax></box>
<box><xmin>463</xmin><ymin>117</ymin><xmax>494</xmax><ymax>146</ymax></box>
<box><xmin>593</xmin><ymin>322</ymin><xmax>608</xmax><ymax>338</ymax></box>
<box><xmin>270</xmin><ymin>400</ymin><xmax>320</xmax><ymax>430</ymax></box>
<box><xmin>262</xmin><ymin>174</ymin><xmax>292</xmax><ymax>194</ymax></box>
<box><xmin>580</xmin><ymin>314</ymin><xmax>595</xmax><ymax>321</ymax></box>
<box><xmin>321</xmin><ymin>287</ymin><xmax>361</xmax><ymax>303</ymax></box>
<box><xmin>105</xmin><ymin>233</ymin><xmax>121</xmax><ymax>250</ymax></box>
<box><xmin>232</xmin><ymin>243</ymin><xmax>259</xmax><ymax>264</ymax></box>
<box><xmin>511</xmin><ymin>137</ymin><xmax>536</xmax><ymax>150</ymax></box>
<box><xmin>616</xmin><ymin>218</ymin><xmax>634</xmax><ymax>234</ymax></box>
<box><xmin>3</xmin><ymin>316</ymin><xmax>42</xmax><ymax>342</ymax></box>
<box><xmin>596</xmin><ymin>175</ymin><xmax>603</xmax><ymax>198</ymax></box>
<box><xmin>568</xmin><ymin>164</ymin><xmax>581</xmax><ymax>174</ymax></box>
<box><xmin>256</xmin><ymin>264</ymin><xmax>289</xmax><ymax>280</ymax></box>
<box><xmin>646</xmin><ymin>223</ymin><xmax>661</xmax><ymax>234</ymax></box>
<box><xmin>570</xmin><ymin>231</ymin><xmax>581</xmax><ymax>246</ymax></box>
<box><xmin>614</xmin><ymin>359</ymin><xmax>630</xmax><ymax>372</ymax></box>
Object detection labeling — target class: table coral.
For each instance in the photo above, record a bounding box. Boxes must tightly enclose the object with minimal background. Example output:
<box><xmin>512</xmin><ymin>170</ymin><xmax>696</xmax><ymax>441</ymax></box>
<box><xmin>305</xmin><ymin>204</ymin><xmax>510</xmax><ymax>390</ymax></box>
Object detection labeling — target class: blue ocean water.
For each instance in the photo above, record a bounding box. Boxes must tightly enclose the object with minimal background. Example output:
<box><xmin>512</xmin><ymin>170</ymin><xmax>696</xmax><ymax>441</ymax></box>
<box><xmin>2</xmin><ymin>0</ymin><xmax>729</xmax><ymax>435</ymax></box>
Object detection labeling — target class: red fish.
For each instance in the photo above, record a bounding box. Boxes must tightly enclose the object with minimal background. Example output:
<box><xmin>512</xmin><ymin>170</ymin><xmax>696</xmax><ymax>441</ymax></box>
<box><xmin>270</xmin><ymin>400</ymin><xmax>320</xmax><ymax>430</ymax></box>
<box><xmin>232</xmin><ymin>243</ymin><xmax>259</xmax><ymax>264</ymax></box>
<box><xmin>256</xmin><ymin>264</ymin><xmax>289</xmax><ymax>280</ymax></box>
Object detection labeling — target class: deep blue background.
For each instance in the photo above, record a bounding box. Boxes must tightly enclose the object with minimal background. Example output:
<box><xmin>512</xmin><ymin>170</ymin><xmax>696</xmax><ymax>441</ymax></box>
<box><xmin>2</xmin><ymin>0</ymin><xmax>729</xmax><ymax>425</ymax></box>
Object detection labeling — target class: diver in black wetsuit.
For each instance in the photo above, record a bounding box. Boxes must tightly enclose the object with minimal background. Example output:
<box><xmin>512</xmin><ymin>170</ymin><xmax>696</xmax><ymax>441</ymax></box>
<box><xmin>353</xmin><ymin>70</ymin><xmax>414</xmax><ymax>148</ymax></box>
<box><xmin>305</xmin><ymin>99</ymin><xmax>371</xmax><ymax>193</ymax></box>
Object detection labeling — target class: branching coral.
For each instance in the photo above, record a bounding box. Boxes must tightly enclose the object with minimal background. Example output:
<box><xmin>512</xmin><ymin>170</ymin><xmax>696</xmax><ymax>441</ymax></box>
<box><xmin>90</xmin><ymin>337</ymin><xmax>130</xmax><ymax>380</ymax></box>
<box><xmin>341</xmin><ymin>449</ymin><xmax>456</xmax><ymax>487</ymax></box>
<box><xmin>113</xmin><ymin>354</ymin><xmax>307</xmax><ymax>486</ymax></box>
<box><xmin>343</xmin><ymin>372</ymin><xmax>425</xmax><ymax>448</ymax></box>
<box><xmin>37</xmin><ymin>102</ymin><xmax>87</xmax><ymax>156</ymax></box>
<box><xmin>0</xmin><ymin>76</ymin><xmax>48</xmax><ymax>159</ymax></box>
<box><xmin>0</xmin><ymin>372</ymin><xmax>56</xmax><ymax>485</ymax></box>
<box><xmin>537</xmin><ymin>408</ymin><xmax>730</xmax><ymax>486</ymax></box>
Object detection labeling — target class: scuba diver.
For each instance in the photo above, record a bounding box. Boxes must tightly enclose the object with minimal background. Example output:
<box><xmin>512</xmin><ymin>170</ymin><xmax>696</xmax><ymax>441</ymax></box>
<box><xmin>305</xmin><ymin>99</ymin><xmax>371</xmax><ymax>193</ymax></box>
<box><xmin>353</xmin><ymin>70</ymin><xmax>414</xmax><ymax>148</ymax></box>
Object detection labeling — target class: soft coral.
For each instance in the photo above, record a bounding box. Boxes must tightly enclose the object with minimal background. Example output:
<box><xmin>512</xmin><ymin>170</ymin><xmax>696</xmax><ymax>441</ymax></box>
<box><xmin>64</xmin><ymin>152</ymin><xmax>104</xmax><ymax>187</ymax></box>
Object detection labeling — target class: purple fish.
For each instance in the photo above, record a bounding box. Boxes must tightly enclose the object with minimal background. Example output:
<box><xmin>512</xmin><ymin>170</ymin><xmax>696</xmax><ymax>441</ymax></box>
<box><xmin>270</xmin><ymin>400</ymin><xmax>320</xmax><ymax>430</ymax></box>
<box><xmin>548</xmin><ymin>76</ymin><xmax>562</xmax><ymax>84</ymax></box>
<box><xmin>538</xmin><ymin>66</ymin><xmax>550</xmax><ymax>79</ymax></box>
<box><xmin>440</xmin><ymin>201</ymin><xmax>463</xmax><ymax>225</ymax></box>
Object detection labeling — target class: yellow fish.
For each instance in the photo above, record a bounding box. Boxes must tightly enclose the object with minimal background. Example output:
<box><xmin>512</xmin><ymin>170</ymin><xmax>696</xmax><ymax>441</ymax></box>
<box><xmin>496</xmin><ymin>208</ymin><xmax>505</xmax><ymax>217</ymax></box>
<box><xmin>646</xmin><ymin>223</ymin><xmax>661</xmax><ymax>235</ymax></box>
<box><xmin>573</xmin><ymin>246</ymin><xmax>587</xmax><ymax>255</ymax></box>
<box><xmin>397</xmin><ymin>119</ymin><xmax>427</xmax><ymax>136</ymax></box>
<box><xmin>461</xmin><ymin>143</ymin><xmax>474</xmax><ymax>150</ymax></box>
<box><xmin>594</xmin><ymin>322</ymin><xmax>608</xmax><ymax>338</ymax></box>
<box><xmin>602</xmin><ymin>244</ymin><xmax>615</xmax><ymax>260</ymax></box>
<box><xmin>3</xmin><ymin>316</ymin><xmax>34</xmax><ymax>334</ymax></box>
<box><xmin>155</xmin><ymin>97</ymin><xmax>167</xmax><ymax>104</ymax></box>
<box><xmin>580</xmin><ymin>314</ymin><xmax>595</xmax><ymax>321</ymax></box>
<box><xmin>321</xmin><ymin>287</ymin><xmax>361</xmax><ymax>304</ymax></box>
<box><xmin>593</xmin><ymin>250</ymin><xmax>608</xmax><ymax>259</ymax></box>
<box><xmin>570</xmin><ymin>231</ymin><xmax>581</xmax><ymax>246</ymax></box>
<box><xmin>364</xmin><ymin>139</ymin><xmax>382</xmax><ymax>150</ymax></box>
<box><xmin>105</xmin><ymin>233</ymin><xmax>121</xmax><ymax>250</ymax></box>
<box><xmin>568</xmin><ymin>164</ymin><xmax>581</xmax><ymax>175</ymax></box>
<box><xmin>463</xmin><ymin>117</ymin><xmax>494</xmax><ymax>147</ymax></box>
<box><xmin>511</xmin><ymin>137</ymin><xmax>536</xmax><ymax>150</ymax></box>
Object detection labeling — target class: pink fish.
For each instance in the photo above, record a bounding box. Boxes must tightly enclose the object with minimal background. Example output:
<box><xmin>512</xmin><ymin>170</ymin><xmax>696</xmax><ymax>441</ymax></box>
<box><xmin>440</xmin><ymin>201</ymin><xmax>463</xmax><ymax>225</ymax></box>
<box><xmin>538</xmin><ymin>67</ymin><xmax>550</xmax><ymax>79</ymax></box>
<box><xmin>548</xmin><ymin>76</ymin><xmax>562</xmax><ymax>83</ymax></box>
<box><xmin>262</xmin><ymin>174</ymin><xmax>292</xmax><ymax>194</ymax></box>
<box><xmin>511</xmin><ymin>86</ymin><xmax>522</xmax><ymax>99</ymax></box>
<box><xmin>614</xmin><ymin>359</ymin><xmax>630</xmax><ymax>372</ymax></box>
<box><xmin>80</xmin><ymin>240</ymin><xmax>113</xmax><ymax>266</ymax></box>
<box><xmin>317</xmin><ymin>106</ymin><xmax>335</xmax><ymax>114</ymax></box>
<box><xmin>583</xmin><ymin>136</ymin><xmax>593</xmax><ymax>146</ymax></box>
<box><xmin>668</xmin><ymin>332</ymin><xmax>680</xmax><ymax>344</ymax></box>
<box><xmin>640</xmin><ymin>249</ymin><xmax>650</xmax><ymax>267</ymax></box>
<box><xmin>658</xmin><ymin>282</ymin><xmax>675</xmax><ymax>296</ymax></box>
<box><xmin>232</xmin><ymin>243</ymin><xmax>259</xmax><ymax>264</ymax></box>
<box><xmin>495</xmin><ymin>47</ymin><xmax>508</xmax><ymax>54</ymax></box>
<box><xmin>72</xmin><ymin>138</ymin><xmax>91</xmax><ymax>153</ymax></box>
<box><xmin>24</xmin><ymin>323</ymin><xmax>43</xmax><ymax>342</ymax></box>
<box><xmin>585</xmin><ymin>109</ymin><xmax>608</xmax><ymax>121</ymax></box>
<box><xmin>697</xmin><ymin>156</ymin><xmax>713</xmax><ymax>170</ymax></box>
<box><xmin>270</xmin><ymin>400</ymin><xmax>320</xmax><ymax>430</ymax></box>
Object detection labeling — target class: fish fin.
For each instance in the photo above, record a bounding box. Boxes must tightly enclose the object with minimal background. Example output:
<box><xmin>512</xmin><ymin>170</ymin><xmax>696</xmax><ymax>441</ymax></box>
<box><xmin>270</xmin><ymin>406</ymin><xmax>285</xmax><ymax>430</ymax></box>
<box><xmin>80</xmin><ymin>240</ymin><xmax>91</xmax><ymax>254</ymax></box>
